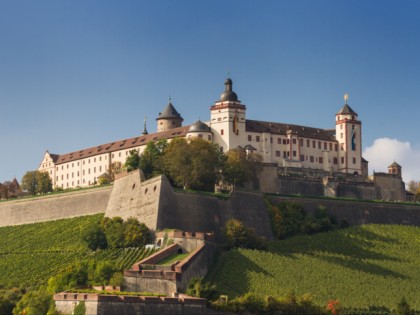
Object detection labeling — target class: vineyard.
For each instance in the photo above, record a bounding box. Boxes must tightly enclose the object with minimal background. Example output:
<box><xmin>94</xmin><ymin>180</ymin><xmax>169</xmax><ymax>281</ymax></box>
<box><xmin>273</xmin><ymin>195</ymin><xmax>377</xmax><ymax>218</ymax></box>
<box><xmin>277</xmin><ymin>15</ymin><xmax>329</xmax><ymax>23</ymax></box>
<box><xmin>209</xmin><ymin>224</ymin><xmax>420</xmax><ymax>309</ymax></box>
<box><xmin>0</xmin><ymin>214</ymin><xmax>154</xmax><ymax>289</ymax></box>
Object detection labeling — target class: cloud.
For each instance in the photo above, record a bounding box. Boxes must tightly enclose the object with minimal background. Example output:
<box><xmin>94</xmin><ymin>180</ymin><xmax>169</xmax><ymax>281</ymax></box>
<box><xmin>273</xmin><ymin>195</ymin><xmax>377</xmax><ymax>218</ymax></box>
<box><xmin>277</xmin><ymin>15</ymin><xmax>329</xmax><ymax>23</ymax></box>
<box><xmin>363</xmin><ymin>138</ymin><xmax>420</xmax><ymax>183</ymax></box>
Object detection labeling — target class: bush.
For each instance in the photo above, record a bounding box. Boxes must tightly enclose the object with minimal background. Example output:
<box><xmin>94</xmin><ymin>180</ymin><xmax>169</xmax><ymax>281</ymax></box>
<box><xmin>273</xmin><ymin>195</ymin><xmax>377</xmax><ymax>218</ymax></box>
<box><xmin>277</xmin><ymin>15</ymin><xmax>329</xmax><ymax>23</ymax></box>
<box><xmin>12</xmin><ymin>288</ymin><xmax>57</xmax><ymax>315</ymax></box>
<box><xmin>100</xmin><ymin>217</ymin><xmax>152</xmax><ymax>248</ymax></box>
<box><xmin>81</xmin><ymin>224</ymin><xmax>108</xmax><ymax>250</ymax></box>
<box><xmin>223</xmin><ymin>219</ymin><xmax>267</xmax><ymax>250</ymax></box>
<box><xmin>186</xmin><ymin>277</ymin><xmax>217</xmax><ymax>300</ymax></box>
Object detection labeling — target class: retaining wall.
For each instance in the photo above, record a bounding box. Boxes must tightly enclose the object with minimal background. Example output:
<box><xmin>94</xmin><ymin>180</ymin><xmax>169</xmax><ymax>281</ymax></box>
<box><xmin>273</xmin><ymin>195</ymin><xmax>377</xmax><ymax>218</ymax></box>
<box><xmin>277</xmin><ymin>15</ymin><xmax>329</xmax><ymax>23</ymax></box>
<box><xmin>0</xmin><ymin>186</ymin><xmax>111</xmax><ymax>227</ymax></box>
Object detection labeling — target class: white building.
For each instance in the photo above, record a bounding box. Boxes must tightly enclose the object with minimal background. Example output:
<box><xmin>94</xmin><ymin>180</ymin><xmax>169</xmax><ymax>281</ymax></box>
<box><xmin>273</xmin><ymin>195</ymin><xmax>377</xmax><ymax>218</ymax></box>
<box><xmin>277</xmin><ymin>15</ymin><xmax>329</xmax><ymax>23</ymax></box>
<box><xmin>38</xmin><ymin>77</ymin><xmax>364</xmax><ymax>189</ymax></box>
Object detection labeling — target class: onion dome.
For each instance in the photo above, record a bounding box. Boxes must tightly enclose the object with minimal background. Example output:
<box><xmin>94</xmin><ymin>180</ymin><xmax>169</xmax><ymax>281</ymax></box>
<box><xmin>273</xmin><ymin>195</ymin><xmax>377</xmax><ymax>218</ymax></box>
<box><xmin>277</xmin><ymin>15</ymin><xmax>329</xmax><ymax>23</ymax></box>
<box><xmin>219</xmin><ymin>78</ymin><xmax>239</xmax><ymax>102</ymax></box>
<box><xmin>188</xmin><ymin>120</ymin><xmax>211</xmax><ymax>133</ymax></box>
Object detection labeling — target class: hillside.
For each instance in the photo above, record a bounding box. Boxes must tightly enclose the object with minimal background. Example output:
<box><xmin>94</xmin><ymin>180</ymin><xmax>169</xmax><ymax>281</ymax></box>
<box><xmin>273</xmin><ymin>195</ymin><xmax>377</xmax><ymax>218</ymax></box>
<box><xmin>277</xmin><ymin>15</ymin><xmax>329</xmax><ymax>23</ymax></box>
<box><xmin>209</xmin><ymin>224</ymin><xmax>420</xmax><ymax>309</ymax></box>
<box><xmin>0</xmin><ymin>214</ymin><xmax>154</xmax><ymax>289</ymax></box>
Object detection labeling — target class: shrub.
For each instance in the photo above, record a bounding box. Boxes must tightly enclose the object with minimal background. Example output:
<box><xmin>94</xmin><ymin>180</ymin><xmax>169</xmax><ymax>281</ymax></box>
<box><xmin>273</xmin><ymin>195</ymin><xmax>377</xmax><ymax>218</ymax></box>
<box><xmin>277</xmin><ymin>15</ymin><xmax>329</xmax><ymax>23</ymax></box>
<box><xmin>81</xmin><ymin>224</ymin><xmax>108</xmax><ymax>250</ymax></box>
<box><xmin>223</xmin><ymin>219</ymin><xmax>267</xmax><ymax>250</ymax></box>
<box><xmin>186</xmin><ymin>277</ymin><xmax>217</xmax><ymax>300</ymax></box>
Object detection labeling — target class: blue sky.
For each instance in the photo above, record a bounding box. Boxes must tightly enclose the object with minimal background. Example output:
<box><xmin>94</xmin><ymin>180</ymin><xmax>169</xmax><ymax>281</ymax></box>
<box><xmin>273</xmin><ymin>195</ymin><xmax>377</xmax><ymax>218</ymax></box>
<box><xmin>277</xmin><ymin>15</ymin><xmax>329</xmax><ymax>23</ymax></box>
<box><xmin>1</xmin><ymin>1</ymin><xmax>420</xmax><ymax>183</ymax></box>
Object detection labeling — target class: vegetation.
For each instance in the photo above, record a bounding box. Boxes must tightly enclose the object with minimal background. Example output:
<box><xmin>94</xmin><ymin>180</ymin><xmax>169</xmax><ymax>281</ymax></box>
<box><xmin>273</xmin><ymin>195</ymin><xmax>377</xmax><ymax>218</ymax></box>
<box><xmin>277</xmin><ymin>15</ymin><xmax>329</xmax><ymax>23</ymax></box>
<box><xmin>208</xmin><ymin>224</ymin><xmax>420</xmax><ymax>310</ymax></box>
<box><xmin>186</xmin><ymin>277</ymin><xmax>217</xmax><ymax>300</ymax></box>
<box><xmin>155</xmin><ymin>252</ymin><xmax>190</xmax><ymax>265</ymax></box>
<box><xmin>21</xmin><ymin>170</ymin><xmax>52</xmax><ymax>195</ymax></box>
<box><xmin>0</xmin><ymin>214</ymin><xmax>156</xmax><ymax>289</ymax></box>
<box><xmin>223</xmin><ymin>218</ymin><xmax>267</xmax><ymax>250</ymax></box>
<box><xmin>139</xmin><ymin>139</ymin><xmax>167</xmax><ymax>179</ymax></box>
<box><xmin>223</xmin><ymin>147</ymin><xmax>262</xmax><ymax>188</ymax></box>
<box><xmin>211</xmin><ymin>291</ymin><xmax>329</xmax><ymax>314</ymax></box>
<box><xmin>266</xmin><ymin>199</ymin><xmax>342</xmax><ymax>239</ymax></box>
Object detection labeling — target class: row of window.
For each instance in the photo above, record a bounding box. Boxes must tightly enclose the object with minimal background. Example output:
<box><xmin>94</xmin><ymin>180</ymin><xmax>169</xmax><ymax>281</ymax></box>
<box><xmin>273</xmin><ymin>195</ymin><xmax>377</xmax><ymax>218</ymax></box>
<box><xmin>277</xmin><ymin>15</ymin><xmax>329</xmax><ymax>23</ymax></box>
<box><xmin>60</xmin><ymin>178</ymin><xmax>96</xmax><ymax>188</ymax></box>
<box><xmin>56</xmin><ymin>165</ymin><xmax>108</xmax><ymax>181</ymax></box>
<box><xmin>247</xmin><ymin>135</ymin><xmax>341</xmax><ymax>152</ymax></box>
<box><xmin>274</xmin><ymin>150</ymin><xmax>357</xmax><ymax>165</ymax></box>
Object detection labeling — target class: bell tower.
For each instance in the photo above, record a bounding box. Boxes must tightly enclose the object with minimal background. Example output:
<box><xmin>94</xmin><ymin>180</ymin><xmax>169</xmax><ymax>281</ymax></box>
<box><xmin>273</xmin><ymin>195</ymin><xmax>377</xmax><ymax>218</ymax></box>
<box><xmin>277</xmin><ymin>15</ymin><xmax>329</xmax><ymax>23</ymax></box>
<box><xmin>210</xmin><ymin>77</ymin><xmax>246</xmax><ymax>152</ymax></box>
<box><xmin>335</xmin><ymin>94</ymin><xmax>362</xmax><ymax>175</ymax></box>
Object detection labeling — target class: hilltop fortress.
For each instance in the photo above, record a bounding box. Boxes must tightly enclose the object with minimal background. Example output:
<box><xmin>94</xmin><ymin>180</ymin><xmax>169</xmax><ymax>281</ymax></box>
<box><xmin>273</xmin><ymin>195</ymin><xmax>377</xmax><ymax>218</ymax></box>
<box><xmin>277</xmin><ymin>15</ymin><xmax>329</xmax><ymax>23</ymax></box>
<box><xmin>36</xmin><ymin>77</ymin><xmax>406</xmax><ymax>200</ymax></box>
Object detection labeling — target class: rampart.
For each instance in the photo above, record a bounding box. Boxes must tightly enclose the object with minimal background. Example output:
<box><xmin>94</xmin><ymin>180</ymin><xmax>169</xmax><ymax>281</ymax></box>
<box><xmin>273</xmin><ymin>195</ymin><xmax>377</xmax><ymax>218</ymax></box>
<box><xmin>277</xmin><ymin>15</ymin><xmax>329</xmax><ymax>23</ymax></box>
<box><xmin>54</xmin><ymin>292</ymin><xmax>209</xmax><ymax>315</ymax></box>
<box><xmin>125</xmin><ymin>232</ymin><xmax>215</xmax><ymax>295</ymax></box>
<box><xmin>0</xmin><ymin>186</ymin><xmax>111</xmax><ymax>227</ymax></box>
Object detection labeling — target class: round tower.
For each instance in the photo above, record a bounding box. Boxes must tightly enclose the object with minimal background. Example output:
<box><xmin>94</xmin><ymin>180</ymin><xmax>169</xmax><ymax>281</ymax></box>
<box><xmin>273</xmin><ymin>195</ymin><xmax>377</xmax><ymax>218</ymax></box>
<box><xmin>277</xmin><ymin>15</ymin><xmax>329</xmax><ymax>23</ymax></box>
<box><xmin>156</xmin><ymin>98</ymin><xmax>184</xmax><ymax>132</ymax></box>
<box><xmin>388</xmin><ymin>161</ymin><xmax>402</xmax><ymax>178</ymax></box>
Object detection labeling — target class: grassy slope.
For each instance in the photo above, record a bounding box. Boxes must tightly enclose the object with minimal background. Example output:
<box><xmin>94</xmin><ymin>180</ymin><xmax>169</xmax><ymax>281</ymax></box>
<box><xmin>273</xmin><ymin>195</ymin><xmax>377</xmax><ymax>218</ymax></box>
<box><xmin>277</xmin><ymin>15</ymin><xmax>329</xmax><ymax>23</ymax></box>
<box><xmin>209</xmin><ymin>224</ymin><xmax>420</xmax><ymax>309</ymax></box>
<box><xmin>0</xmin><ymin>214</ymin><xmax>154</xmax><ymax>289</ymax></box>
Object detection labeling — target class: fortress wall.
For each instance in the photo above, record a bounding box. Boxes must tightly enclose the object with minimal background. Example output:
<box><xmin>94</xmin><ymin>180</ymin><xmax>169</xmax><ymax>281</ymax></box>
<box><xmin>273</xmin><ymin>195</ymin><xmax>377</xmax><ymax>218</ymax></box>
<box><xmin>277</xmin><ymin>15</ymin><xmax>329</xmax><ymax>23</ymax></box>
<box><xmin>0</xmin><ymin>186</ymin><xmax>111</xmax><ymax>227</ymax></box>
<box><xmin>277</xmin><ymin>178</ymin><xmax>324</xmax><ymax>196</ymax></box>
<box><xmin>336</xmin><ymin>182</ymin><xmax>377</xmax><ymax>200</ymax></box>
<box><xmin>270</xmin><ymin>196</ymin><xmax>420</xmax><ymax>226</ymax></box>
<box><xmin>105</xmin><ymin>170</ymin><xmax>163</xmax><ymax>229</ymax></box>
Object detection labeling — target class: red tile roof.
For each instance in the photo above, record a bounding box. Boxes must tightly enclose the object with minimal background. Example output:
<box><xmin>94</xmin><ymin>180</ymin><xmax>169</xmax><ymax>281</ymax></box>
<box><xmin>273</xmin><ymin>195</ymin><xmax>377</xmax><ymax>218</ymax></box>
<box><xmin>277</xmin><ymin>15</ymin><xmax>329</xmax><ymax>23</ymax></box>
<box><xmin>246</xmin><ymin>120</ymin><xmax>337</xmax><ymax>142</ymax></box>
<box><xmin>54</xmin><ymin>125</ymin><xmax>191</xmax><ymax>165</ymax></box>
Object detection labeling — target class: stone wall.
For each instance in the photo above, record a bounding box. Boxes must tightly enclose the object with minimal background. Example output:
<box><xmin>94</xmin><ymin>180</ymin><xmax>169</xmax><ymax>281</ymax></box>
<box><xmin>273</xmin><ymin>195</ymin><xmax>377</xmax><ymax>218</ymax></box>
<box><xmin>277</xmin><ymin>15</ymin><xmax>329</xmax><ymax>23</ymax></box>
<box><xmin>54</xmin><ymin>293</ymin><xmax>209</xmax><ymax>315</ymax></box>
<box><xmin>0</xmin><ymin>186</ymin><xmax>111</xmax><ymax>227</ymax></box>
<box><xmin>270</xmin><ymin>196</ymin><xmax>420</xmax><ymax>226</ymax></box>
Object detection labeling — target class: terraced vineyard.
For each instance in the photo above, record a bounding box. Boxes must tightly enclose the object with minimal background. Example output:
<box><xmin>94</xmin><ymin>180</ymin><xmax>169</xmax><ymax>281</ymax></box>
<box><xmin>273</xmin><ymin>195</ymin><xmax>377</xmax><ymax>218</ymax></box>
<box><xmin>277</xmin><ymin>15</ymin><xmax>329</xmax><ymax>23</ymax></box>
<box><xmin>0</xmin><ymin>214</ymin><xmax>154</xmax><ymax>289</ymax></box>
<box><xmin>210</xmin><ymin>224</ymin><xmax>420</xmax><ymax>309</ymax></box>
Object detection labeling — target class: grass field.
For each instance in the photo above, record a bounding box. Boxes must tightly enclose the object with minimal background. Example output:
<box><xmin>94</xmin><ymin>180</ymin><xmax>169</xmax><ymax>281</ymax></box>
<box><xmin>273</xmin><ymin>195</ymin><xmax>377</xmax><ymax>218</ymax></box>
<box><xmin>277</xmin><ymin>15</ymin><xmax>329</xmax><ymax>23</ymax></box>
<box><xmin>209</xmin><ymin>224</ymin><xmax>420</xmax><ymax>309</ymax></box>
<box><xmin>0</xmin><ymin>214</ymin><xmax>154</xmax><ymax>289</ymax></box>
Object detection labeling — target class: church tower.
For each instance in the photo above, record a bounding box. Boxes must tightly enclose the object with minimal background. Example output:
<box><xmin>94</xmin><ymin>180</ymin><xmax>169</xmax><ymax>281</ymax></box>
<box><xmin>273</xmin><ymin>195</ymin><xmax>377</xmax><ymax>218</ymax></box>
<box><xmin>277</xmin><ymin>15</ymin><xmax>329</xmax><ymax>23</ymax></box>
<box><xmin>156</xmin><ymin>99</ymin><xmax>184</xmax><ymax>132</ymax></box>
<box><xmin>210</xmin><ymin>77</ymin><xmax>246</xmax><ymax>152</ymax></box>
<box><xmin>335</xmin><ymin>94</ymin><xmax>362</xmax><ymax>175</ymax></box>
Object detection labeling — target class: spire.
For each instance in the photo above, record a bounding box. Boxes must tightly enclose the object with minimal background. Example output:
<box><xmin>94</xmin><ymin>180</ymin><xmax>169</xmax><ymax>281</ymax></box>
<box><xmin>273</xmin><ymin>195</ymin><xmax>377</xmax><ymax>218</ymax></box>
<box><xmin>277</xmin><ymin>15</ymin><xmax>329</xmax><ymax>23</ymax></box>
<box><xmin>344</xmin><ymin>93</ymin><xmax>349</xmax><ymax>105</ymax></box>
<box><xmin>142</xmin><ymin>116</ymin><xmax>148</xmax><ymax>135</ymax></box>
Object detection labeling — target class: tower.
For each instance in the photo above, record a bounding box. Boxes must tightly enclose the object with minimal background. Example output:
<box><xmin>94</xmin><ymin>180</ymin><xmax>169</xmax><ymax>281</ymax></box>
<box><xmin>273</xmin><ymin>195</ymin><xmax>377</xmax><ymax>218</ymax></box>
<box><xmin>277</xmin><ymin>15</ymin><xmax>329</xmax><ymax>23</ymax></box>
<box><xmin>388</xmin><ymin>161</ymin><xmax>402</xmax><ymax>178</ymax></box>
<box><xmin>335</xmin><ymin>94</ymin><xmax>362</xmax><ymax>175</ymax></box>
<box><xmin>210</xmin><ymin>77</ymin><xmax>246</xmax><ymax>152</ymax></box>
<box><xmin>156</xmin><ymin>98</ymin><xmax>184</xmax><ymax>132</ymax></box>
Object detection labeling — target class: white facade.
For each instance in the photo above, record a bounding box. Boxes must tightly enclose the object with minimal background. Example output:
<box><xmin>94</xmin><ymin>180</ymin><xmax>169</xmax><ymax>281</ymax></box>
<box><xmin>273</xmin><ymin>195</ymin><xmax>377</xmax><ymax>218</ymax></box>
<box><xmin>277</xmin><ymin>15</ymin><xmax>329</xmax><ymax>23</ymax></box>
<box><xmin>38</xmin><ymin>78</ymin><xmax>364</xmax><ymax>189</ymax></box>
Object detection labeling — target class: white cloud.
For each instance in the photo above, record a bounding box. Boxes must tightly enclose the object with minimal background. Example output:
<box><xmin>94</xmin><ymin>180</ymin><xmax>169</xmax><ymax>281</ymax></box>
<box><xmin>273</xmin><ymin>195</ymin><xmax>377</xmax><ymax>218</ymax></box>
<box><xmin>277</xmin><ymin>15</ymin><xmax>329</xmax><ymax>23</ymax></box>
<box><xmin>363</xmin><ymin>138</ymin><xmax>420</xmax><ymax>183</ymax></box>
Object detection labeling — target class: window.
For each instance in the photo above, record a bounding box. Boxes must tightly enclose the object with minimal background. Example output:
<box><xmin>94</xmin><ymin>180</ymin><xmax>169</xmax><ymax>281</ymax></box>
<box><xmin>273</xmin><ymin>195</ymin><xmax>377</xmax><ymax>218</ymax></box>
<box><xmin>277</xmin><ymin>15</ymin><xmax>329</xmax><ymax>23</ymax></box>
<box><xmin>256</xmin><ymin>136</ymin><xmax>260</xmax><ymax>142</ymax></box>
<box><xmin>119</xmin><ymin>152</ymin><xmax>121</xmax><ymax>157</ymax></box>
<box><xmin>66</xmin><ymin>174</ymin><xmax>69</xmax><ymax>179</ymax></box>
<box><xmin>72</xmin><ymin>163</ymin><xmax>74</xmax><ymax>167</ymax></box>
<box><xmin>319</xmin><ymin>157</ymin><xmax>323</xmax><ymax>164</ymax></box>
<box><xmin>208</xmin><ymin>135</ymin><xmax>211</xmax><ymax>141</ymax></box>
<box><xmin>340</xmin><ymin>124</ymin><xmax>343</xmax><ymax>129</ymax></box>
<box><xmin>99</xmin><ymin>166</ymin><xmax>102</xmax><ymax>172</ymax></box>
<box><xmin>312</xmin><ymin>140</ymin><xmax>316</xmax><ymax>148</ymax></box>
<box><xmin>341</xmin><ymin>144</ymin><xmax>344</xmax><ymax>151</ymax></box>
<box><xmin>341</xmin><ymin>157</ymin><xmax>345</xmax><ymax>164</ymax></box>
<box><xmin>221</xmin><ymin>129</ymin><xmax>224</xmax><ymax>135</ymax></box>
<box><xmin>112</xmin><ymin>154</ymin><xmax>114</xmax><ymax>158</ymax></box>
<box><xmin>94</xmin><ymin>167</ymin><xmax>96</xmax><ymax>173</ymax></box>
<box><xmin>335</xmin><ymin>144</ymin><xmax>338</xmax><ymax>151</ymax></box>
<box><xmin>282</xmin><ymin>139</ymin><xmax>286</xmax><ymax>145</ymax></box>
<box><xmin>333</xmin><ymin>157</ymin><xmax>338</xmax><ymax>164</ymax></box>
<box><xmin>275</xmin><ymin>150</ymin><xmax>280</xmax><ymax>157</ymax></box>
<box><xmin>318</xmin><ymin>141</ymin><xmax>321</xmax><ymax>149</ymax></box>
<box><xmin>292</xmin><ymin>150</ymin><xmax>296</xmax><ymax>157</ymax></box>
<box><xmin>287</xmin><ymin>151</ymin><xmax>290</xmax><ymax>157</ymax></box>
<box><xmin>306</xmin><ymin>139</ymin><xmax>310</xmax><ymax>147</ymax></box>
<box><xmin>324</xmin><ymin>142</ymin><xmax>327</xmax><ymax>150</ymax></box>
<box><xmin>329</xmin><ymin>143</ymin><xmax>332</xmax><ymax>151</ymax></box>
<box><xmin>340</xmin><ymin>133</ymin><xmax>343</xmax><ymax>139</ymax></box>
<box><xmin>277</xmin><ymin>138</ymin><xmax>281</xmax><ymax>144</ymax></box>
<box><xmin>198</xmin><ymin>134</ymin><xmax>203</xmax><ymax>139</ymax></box>
<box><xmin>248</xmin><ymin>135</ymin><xmax>252</xmax><ymax>141</ymax></box>
<box><xmin>299</xmin><ymin>139</ymin><xmax>303</xmax><ymax>146</ymax></box>
<box><xmin>300</xmin><ymin>155</ymin><xmax>304</xmax><ymax>161</ymax></box>
<box><xmin>287</xmin><ymin>139</ymin><xmax>290</xmax><ymax>144</ymax></box>
<box><xmin>270</xmin><ymin>137</ymin><xmax>273</xmax><ymax>143</ymax></box>
<box><xmin>88</xmin><ymin>169</ymin><xmax>90</xmax><ymax>174</ymax></box>
<box><xmin>94</xmin><ymin>158</ymin><xmax>96</xmax><ymax>162</ymax></box>
<box><xmin>99</xmin><ymin>157</ymin><xmax>102</xmax><ymax>161</ymax></box>
<box><xmin>88</xmin><ymin>159</ymin><xmax>91</xmax><ymax>164</ymax></box>
<box><xmin>292</xmin><ymin>139</ymin><xmax>297</xmax><ymax>144</ymax></box>
<box><xmin>77</xmin><ymin>171</ymin><xmax>79</xmax><ymax>176</ymax></box>
<box><xmin>83</xmin><ymin>170</ymin><xmax>85</xmax><ymax>175</ymax></box>
<box><xmin>283</xmin><ymin>151</ymin><xmax>287</xmax><ymax>158</ymax></box>
<box><xmin>310</xmin><ymin>156</ymin><xmax>314</xmax><ymax>163</ymax></box>
<box><xmin>72</xmin><ymin>172</ymin><xmax>74</xmax><ymax>178</ymax></box>
<box><xmin>353</xmin><ymin>157</ymin><xmax>356</xmax><ymax>164</ymax></box>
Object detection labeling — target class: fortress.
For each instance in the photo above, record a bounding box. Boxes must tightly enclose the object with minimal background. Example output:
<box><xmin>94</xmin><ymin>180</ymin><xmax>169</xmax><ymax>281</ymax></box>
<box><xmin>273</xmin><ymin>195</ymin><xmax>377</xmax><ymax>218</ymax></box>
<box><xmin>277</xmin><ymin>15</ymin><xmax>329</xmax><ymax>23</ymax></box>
<box><xmin>36</xmin><ymin>77</ymin><xmax>406</xmax><ymax>200</ymax></box>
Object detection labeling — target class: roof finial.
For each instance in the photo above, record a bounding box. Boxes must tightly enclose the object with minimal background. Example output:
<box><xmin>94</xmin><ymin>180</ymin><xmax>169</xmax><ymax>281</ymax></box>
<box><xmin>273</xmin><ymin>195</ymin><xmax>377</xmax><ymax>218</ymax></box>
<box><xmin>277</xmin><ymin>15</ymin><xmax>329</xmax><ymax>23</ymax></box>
<box><xmin>227</xmin><ymin>71</ymin><xmax>230</xmax><ymax>79</ymax></box>
<box><xmin>169</xmin><ymin>95</ymin><xmax>172</xmax><ymax>103</ymax></box>
<box><xmin>344</xmin><ymin>93</ymin><xmax>349</xmax><ymax>104</ymax></box>
<box><xmin>142</xmin><ymin>116</ymin><xmax>148</xmax><ymax>135</ymax></box>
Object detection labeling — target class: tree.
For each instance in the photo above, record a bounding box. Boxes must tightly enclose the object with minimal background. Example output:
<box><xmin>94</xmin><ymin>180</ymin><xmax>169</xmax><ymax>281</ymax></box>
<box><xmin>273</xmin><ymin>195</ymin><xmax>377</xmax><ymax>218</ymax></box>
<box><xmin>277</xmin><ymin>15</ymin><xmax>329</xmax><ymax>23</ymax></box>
<box><xmin>36</xmin><ymin>171</ymin><xmax>52</xmax><ymax>194</ymax></box>
<box><xmin>124</xmin><ymin>149</ymin><xmax>140</xmax><ymax>172</ymax></box>
<box><xmin>407</xmin><ymin>181</ymin><xmax>418</xmax><ymax>195</ymax></box>
<box><xmin>123</xmin><ymin>217</ymin><xmax>152</xmax><ymax>247</ymax></box>
<box><xmin>12</xmin><ymin>288</ymin><xmax>57</xmax><ymax>315</ymax></box>
<box><xmin>109</xmin><ymin>161</ymin><xmax>123</xmax><ymax>180</ymax></box>
<box><xmin>139</xmin><ymin>139</ymin><xmax>167</xmax><ymax>178</ymax></box>
<box><xmin>162</xmin><ymin>138</ymin><xmax>223</xmax><ymax>191</ymax></box>
<box><xmin>21</xmin><ymin>171</ymin><xmax>52</xmax><ymax>195</ymax></box>
<box><xmin>223</xmin><ymin>147</ymin><xmax>262</xmax><ymax>188</ymax></box>
<box><xmin>21</xmin><ymin>171</ymin><xmax>38</xmax><ymax>195</ymax></box>
<box><xmin>81</xmin><ymin>224</ymin><xmax>108</xmax><ymax>250</ymax></box>
<box><xmin>101</xmin><ymin>217</ymin><xmax>125</xmax><ymax>248</ymax></box>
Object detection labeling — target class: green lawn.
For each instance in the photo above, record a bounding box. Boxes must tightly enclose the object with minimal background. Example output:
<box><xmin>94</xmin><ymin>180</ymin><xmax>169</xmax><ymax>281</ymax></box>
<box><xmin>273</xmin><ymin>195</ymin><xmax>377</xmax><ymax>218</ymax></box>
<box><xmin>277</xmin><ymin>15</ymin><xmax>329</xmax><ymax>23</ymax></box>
<box><xmin>0</xmin><ymin>214</ymin><xmax>154</xmax><ymax>289</ymax></box>
<box><xmin>155</xmin><ymin>252</ymin><xmax>190</xmax><ymax>265</ymax></box>
<box><xmin>209</xmin><ymin>224</ymin><xmax>420</xmax><ymax>310</ymax></box>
